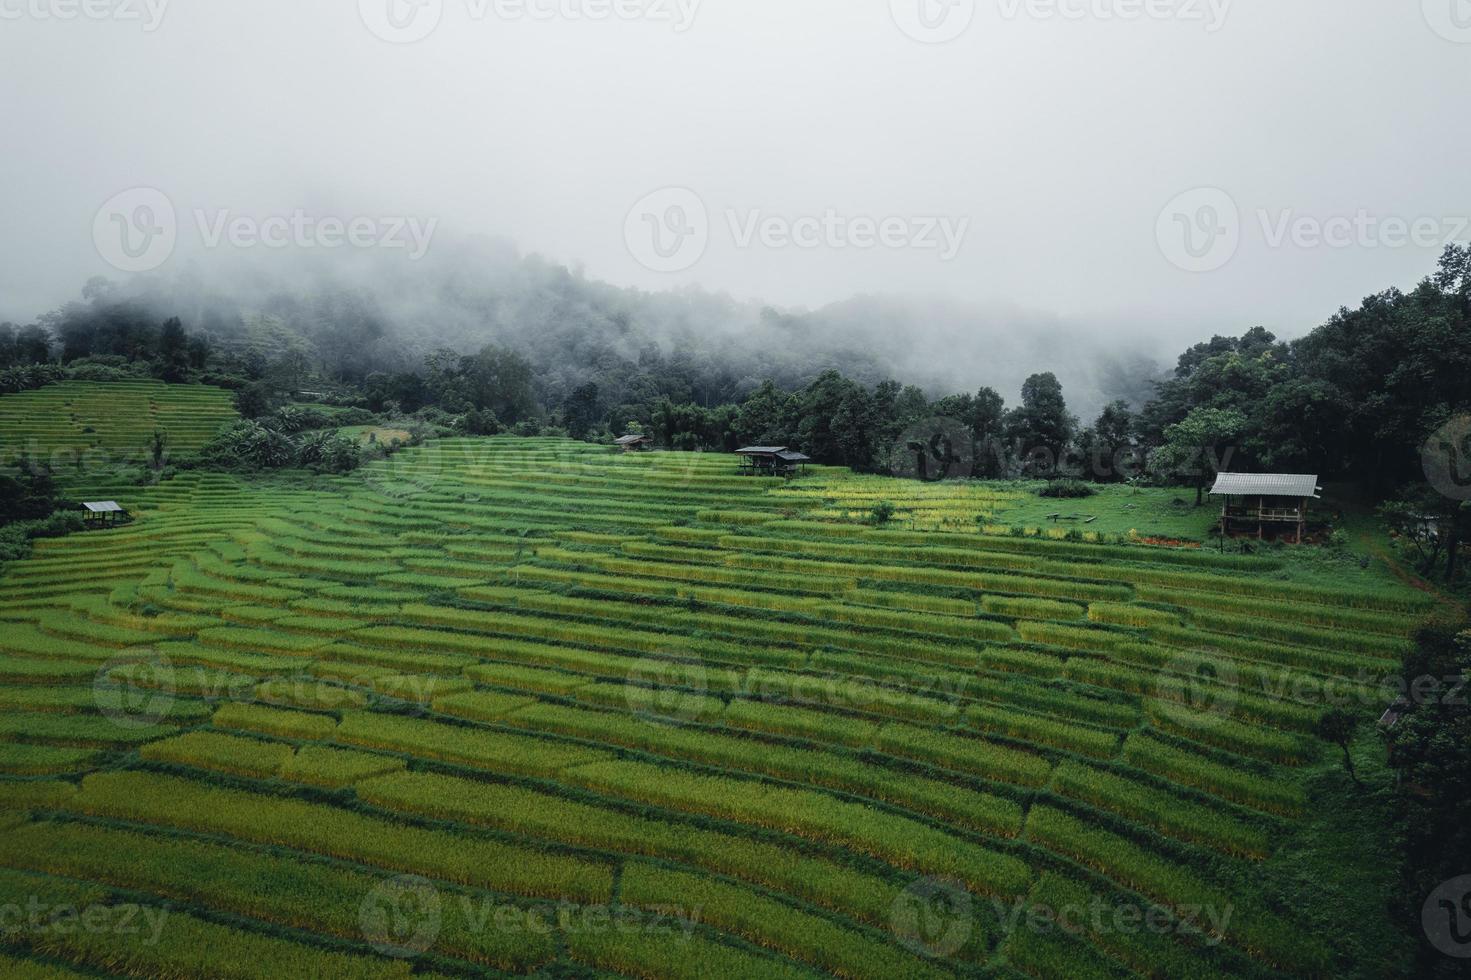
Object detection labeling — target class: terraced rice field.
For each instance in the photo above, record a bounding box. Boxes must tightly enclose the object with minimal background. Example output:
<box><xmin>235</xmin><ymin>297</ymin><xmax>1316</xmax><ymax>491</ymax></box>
<box><xmin>0</xmin><ymin>381</ymin><xmax>237</xmax><ymax>464</ymax></box>
<box><xmin>0</xmin><ymin>438</ymin><xmax>1432</xmax><ymax>978</ymax></box>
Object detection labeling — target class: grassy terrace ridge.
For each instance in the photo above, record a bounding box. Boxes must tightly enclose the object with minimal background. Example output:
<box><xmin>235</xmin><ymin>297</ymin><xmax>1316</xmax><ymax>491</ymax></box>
<box><xmin>0</xmin><ymin>436</ymin><xmax>1430</xmax><ymax>979</ymax></box>
<box><xmin>0</xmin><ymin>379</ymin><xmax>238</xmax><ymax>463</ymax></box>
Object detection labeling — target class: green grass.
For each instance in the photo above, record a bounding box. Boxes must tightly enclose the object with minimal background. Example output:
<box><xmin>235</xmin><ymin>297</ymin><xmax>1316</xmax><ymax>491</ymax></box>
<box><xmin>0</xmin><ymin>380</ymin><xmax>237</xmax><ymax>465</ymax></box>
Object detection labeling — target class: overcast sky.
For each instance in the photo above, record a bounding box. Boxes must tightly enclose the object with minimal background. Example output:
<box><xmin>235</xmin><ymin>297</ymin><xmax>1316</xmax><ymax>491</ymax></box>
<box><xmin>1</xmin><ymin>0</ymin><xmax>1467</xmax><ymax>343</ymax></box>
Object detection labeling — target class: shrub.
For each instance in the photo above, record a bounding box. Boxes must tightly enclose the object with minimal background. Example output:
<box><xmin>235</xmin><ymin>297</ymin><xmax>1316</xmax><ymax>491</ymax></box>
<box><xmin>1038</xmin><ymin>479</ymin><xmax>1097</xmax><ymax>499</ymax></box>
<box><xmin>201</xmin><ymin>420</ymin><xmax>294</xmax><ymax>469</ymax></box>
<box><xmin>295</xmin><ymin>430</ymin><xmax>363</xmax><ymax>474</ymax></box>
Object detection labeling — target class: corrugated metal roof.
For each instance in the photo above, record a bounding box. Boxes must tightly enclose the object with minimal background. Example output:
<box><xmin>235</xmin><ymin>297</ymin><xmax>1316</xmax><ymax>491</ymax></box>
<box><xmin>735</xmin><ymin>447</ymin><xmax>788</xmax><ymax>455</ymax></box>
<box><xmin>82</xmin><ymin>501</ymin><xmax>123</xmax><ymax>513</ymax></box>
<box><xmin>1210</xmin><ymin>473</ymin><xmax>1321</xmax><ymax>498</ymax></box>
<box><xmin>776</xmin><ymin>451</ymin><xmax>811</xmax><ymax>462</ymax></box>
<box><xmin>614</xmin><ymin>434</ymin><xmax>650</xmax><ymax>445</ymax></box>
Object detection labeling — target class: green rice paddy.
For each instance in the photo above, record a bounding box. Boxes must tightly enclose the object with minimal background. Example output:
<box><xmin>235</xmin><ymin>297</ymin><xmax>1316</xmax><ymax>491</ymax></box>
<box><xmin>0</xmin><ymin>436</ymin><xmax>1430</xmax><ymax>978</ymax></box>
<box><xmin>0</xmin><ymin>380</ymin><xmax>237</xmax><ymax>464</ymax></box>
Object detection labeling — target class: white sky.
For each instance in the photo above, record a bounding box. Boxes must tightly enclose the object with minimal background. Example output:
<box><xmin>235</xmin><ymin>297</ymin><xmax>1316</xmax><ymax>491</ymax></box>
<box><xmin>1</xmin><ymin>0</ymin><xmax>1468</xmax><ymax>342</ymax></box>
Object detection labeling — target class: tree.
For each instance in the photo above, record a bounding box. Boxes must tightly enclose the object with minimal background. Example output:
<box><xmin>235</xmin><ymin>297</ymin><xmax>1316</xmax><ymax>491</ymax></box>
<box><xmin>797</xmin><ymin>371</ymin><xmax>875</xmax><ymax>467</ymax></box>
<box><xmin>1384</xmin><ymin>623</ymin><xmax>1471</xmax><ymax>978</ymax></box>
<box><xmin>463</xmin><ymin>345</ymin><xmax>537</xmax><ymax>424</ymax></box>
<box><xmin>733</xmin><ymin>381</ymin><xmax>795</xmax><ymax>447</ymax></box>
<box><xmin>1079</xmin><ymin>400</ymin><xmax>1137</xmax><ymax>482</ymax></box>
<box><xmin>1150</xmin><ymin>407</ymin><xmax>1246</xmax><ymax>505</ymax></box>
<box><xmin>1381</xmin><ymin>486</ymin><xmax>1471</xmax><ymax>583</ymax></box>
<box><xmin>460</xmin><ymin>408</ymin><xmax>503</xmax><ymax>436</ymax></box>
<box><xmin>187</xmin><ymin>335</ymin><xmax>211</xmax><ymax>370</ymax></box>
<box><xmin>0</xmin><ymin>458</ymin><xmax>66</xmax><ymax>526</ymax></box>
<box><xmin>15</xmin><ymin>325</ymin><xmax>51</xmax><ymax>365</ymax></box>
<box><xmin>155</xmin><ymin>317</ymin><xmax>190</xmax><ymax>382</ymax></box>
<box><xmin>563</xmin><ymin>383</ymin><xmax>602</xmax><ymax>439</ymax></box>
<box><xmin>968</xmin><ymin>387</ymin><xmax>1008</xmax><ymax>478</ymax></box>
<box><xmin>1006</xmin><ymin>373</ymin><xmax>1075</xmax><ymax>477</ymax></box>
<box><xmin>149</xmin><ymin>429</ymin><xmax>169</xmax><ymax>471</ymax></box>
<box><xmin>1315</xmin><ymin>708</ymin><xmax>1361</xmax><ymax>786</ymax></box>
<box><xmin>235</xmin><ymin>383</ymin><xmax>274</xmax><ymax>420</ymax></box>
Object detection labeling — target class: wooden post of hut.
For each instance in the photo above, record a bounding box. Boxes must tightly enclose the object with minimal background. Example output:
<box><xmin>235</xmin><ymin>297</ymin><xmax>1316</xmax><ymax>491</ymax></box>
<box><xmin>1209</xmin><ymin>474</ymin><xmax>1321</xmax><ymax>544</ymax></box>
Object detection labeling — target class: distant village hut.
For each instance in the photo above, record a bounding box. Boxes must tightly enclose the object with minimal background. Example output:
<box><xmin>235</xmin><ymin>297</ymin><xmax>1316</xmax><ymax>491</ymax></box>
<box><xmin>735</xmin><ymin>446</ymin><xmax>811</xmax><ymax>477</ymax></box>
<box><xmin>1210</xmin><ymin>473</ymin><xmax>1321</xmax><ymax>544</ymax></box>
<box><xmin>615</xmin><ymin>434</ymin><xmax>653</xmax><ymax>452</ymax></box>
<box><xmin>81</xmin><ymin>501</ymin><xmax>128</xmax><ymax>528</ymax></box>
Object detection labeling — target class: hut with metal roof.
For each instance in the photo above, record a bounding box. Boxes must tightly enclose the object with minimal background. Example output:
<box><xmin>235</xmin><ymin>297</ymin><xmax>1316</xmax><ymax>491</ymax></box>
<box><xmin>734</xmin><ymin>446</ymin><xmax>811</xmax><ymax>477</ymax></box>
<box><xmin>1209</xmin><ymin>473</ymin><xmax>1321</xmax><ymax>543</ymax></box>
<box><xmin>614</xmin><ymin>434</ymin><xmax>653</xmax><ymax>452</ymax></box>
<box><xmin>81</xmin><ymin>501</ymin><xmax>128</xmax><ymax>528</ymax></box>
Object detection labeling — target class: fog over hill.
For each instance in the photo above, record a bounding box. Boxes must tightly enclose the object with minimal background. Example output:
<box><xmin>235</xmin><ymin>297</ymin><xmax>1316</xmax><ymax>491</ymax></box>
<box><xmin>43</xmin><ymin>238</ymin><xmax>1165</xmax><ymax>421</ymax></box>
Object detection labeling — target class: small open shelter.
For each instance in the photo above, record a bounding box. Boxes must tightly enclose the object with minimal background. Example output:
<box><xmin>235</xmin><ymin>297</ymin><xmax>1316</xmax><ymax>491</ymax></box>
<box><xmin>81</xmin><ymin>501</ymin><xmax>128</xmax><ymax>528</ymax></box>
<box><xmin>734</xmin><ymin>446</ymin><xmax>811</xmax><ymax>477</ymax></box>
<box><xmin>1210</xmin><ymin>473</ymin><xmax>1321</xmax><ymax>543</ymax></box>
<box><xmin>614</xmin><ymin>434</ymin><xmax>653</xmax><ymax>452</ymax></box>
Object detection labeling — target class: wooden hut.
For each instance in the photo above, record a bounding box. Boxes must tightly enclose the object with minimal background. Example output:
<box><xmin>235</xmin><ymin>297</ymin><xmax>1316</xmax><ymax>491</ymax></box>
<box><xmin>734</xmin><ymin>447</ymin><xmax>811</xmax><ymax>477</ymax></box>
<box><xmin>81</xmin><ymin>501</ymin><xmax>128</xmax><ymax>528</ymax></box>
<box><xmin>615</xmin><ymin>434</ymin><xmax>653</xmax><ymax>452</ymax></box>
<box><xmin>1210</xmin><ymin>473</ymin><xmax>1321</xmax><ymax>544</ymax></box>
